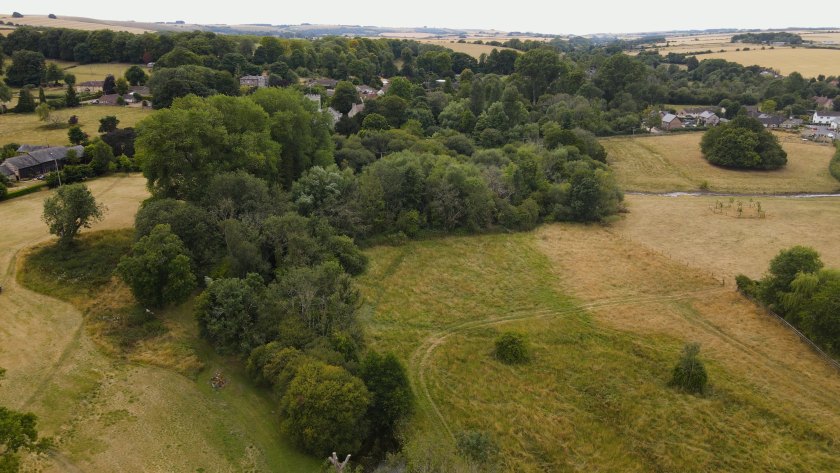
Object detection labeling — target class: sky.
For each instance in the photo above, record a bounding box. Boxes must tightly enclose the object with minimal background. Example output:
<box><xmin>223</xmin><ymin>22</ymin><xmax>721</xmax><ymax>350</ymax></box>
<box><xmin>18</xmin><ymin>1</ymin><xmax>839</xmax><ymax>35</ymax></box>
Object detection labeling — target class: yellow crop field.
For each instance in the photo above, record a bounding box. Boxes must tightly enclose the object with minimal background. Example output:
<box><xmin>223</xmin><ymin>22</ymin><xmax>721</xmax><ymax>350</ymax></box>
<box><xmin>0</xmin><ymin>105</ymin><xmax>151</xmax><ymax>147</ymax></box>
<box><xmin>0</xmin><ymin>14</ymin><xmax>150</xmax><ymax>33</ymax></box>
<box><xmin>602</xmin><ymin>133</ymin><xmax>839</xmax><ymax>193</ymax></box>
<box><xmin>418</xmin><ymin>39</ymin><xmax>518</xmax><ymax>59</ymax></box>
<box><xmin>696</xmin><ymin>47</ymin><xmax>840</xmax><ymax>77</ymax></box>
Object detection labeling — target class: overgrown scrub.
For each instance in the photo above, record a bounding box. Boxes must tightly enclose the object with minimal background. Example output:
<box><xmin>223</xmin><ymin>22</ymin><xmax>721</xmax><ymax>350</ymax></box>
<box><xmin>738</xmin><ymin>246</ymin><xmax>840</xmax><ymax>356</ymax></box>
<box><xmin>494</xmin><ymin>332</ymin><xmax>531</xmax><ymax>364</ymax></box>
<box><xmin>830</xmin><ymin>143</ymin><xmax>840</xmax><ymax>183</ymax></box>
<box><xmin>669</xmin><ymin>343</ymin><xmax>708</xmax><ymax>394</ymax></box>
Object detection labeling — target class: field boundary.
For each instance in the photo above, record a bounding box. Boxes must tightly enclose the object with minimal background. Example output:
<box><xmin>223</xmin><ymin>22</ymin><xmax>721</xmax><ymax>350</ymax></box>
<box><xmin>738</xmin><ymin>290</ymin><xmax>840</xmax><ymax>374</ymax></box>
<box><xmin>1</xmin><ymin>182</ymin><xmax>47</xmax><ymax>201</ymax></box>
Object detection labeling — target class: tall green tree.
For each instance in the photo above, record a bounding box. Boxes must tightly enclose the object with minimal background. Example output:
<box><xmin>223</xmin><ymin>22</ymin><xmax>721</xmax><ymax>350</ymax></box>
<box><xmin>331</xmin><ymin>80</ymin><xmax>361</xmax><ymax>115</ymax></box>
<box><xmin>117</xmin><ymin>224</ymin><xmax>197</xmax><ymax>308</ymax></box>
<box><xmin>42</xmin><ymin>183</ymin><xmax>105</xmax><ymax>247</ymax></box>
<box><xmin>14</xmin><ymin>87</ymin><xmax>36</xmax><ymax>113</ymax></box>
<box><xmin>515</xmin><ymin>48</ymin><xmax>562</xmax><ymax>103</ymax></box>
<box><xmin>124</xmin><ymin>65</ymin><xmax>148</xmax><ymax>86</ymax></box>
<box><xmin>5</xmin><ymin>50</ymin><xmax>45</xmax><ymax>87</ymax></box>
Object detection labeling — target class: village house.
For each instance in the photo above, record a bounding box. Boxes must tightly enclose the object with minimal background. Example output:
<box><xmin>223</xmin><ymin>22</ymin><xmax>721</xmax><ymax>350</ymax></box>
<box><xmin>305</xmin><ymin>78</ymin><xmax>339</xmax><ymax>90</ymax></box>
<box><xmin>239</xmin><ymin>74</ymin><xmax>267</xmax><ymax>88</ymax></box>
<box><xmin>661</xmin><ymin>113</ymin><xmax>683</xmax><ymax>130</ymax></box>
<box><xmin>781</xmin><ymin>118</ymin><xmax>804</xmax><ymax>129</ymax></box>
<box><xmin>813</xmin><ymin>96</ymin><xmax>835</xmax><ymax>111</ymax></box>
<box><xmin>698</xmin><ymin>110</ymin><xmax>720</xmax><ymax>127</ymax></box>
<box><xmin>75</xmin><ymin>80</ymin><xmax>104</xmax><ymax>93</ymax></box>
<box><xmin>92</xmin><ymin>93</ymin><xmax>138</xmax><ymax>106</ymax></box>
<box><xmin>812</xmin><ymin>110</ymin><xmax>840</xmax><ymax>129</ymax></box>
<box><xmin>0</xmin><ymin>145</ymin><xmax>85</xmax><ymax>181</ymax></box>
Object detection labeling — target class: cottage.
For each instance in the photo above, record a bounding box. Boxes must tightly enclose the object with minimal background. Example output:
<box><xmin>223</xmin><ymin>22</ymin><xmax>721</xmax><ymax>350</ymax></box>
<box><xmin>306</xmin><ymin>78</ymin><xmax>339</xmax><ymax>89</ymax></box>
<box><xmin>812</xmin><ymin>110</ymin><xmax>840</xmax><ymax>126</ymax></box>
<box><xmin>757</xmin><ymin>115</ymin><xmax>785</xmax><ymax>128</ymax></box>
<box><xmin>240</xmin><ymin>75</ymin><xmax>267</xmax><ymax>88</ymax></box>
<box><xmin>661</xmin><ymin>113</ymin><xmax>683</xmax><ymax>130</ymax></box>
<box><xmin>92</xmin><ymin>94</ymin><xmax>137</xmax><ymax>106</ymax></box>
<box><xmin>698</xmin><ymin>111</ymin><xmax>720</xmax><ymax>127</ymax></box>
<box><xmin>0</xmin><ymin>146</ymin><xmax>85</xmax><ymax>181</ymax></box>
<box><xmin>75</xmin><ymin>80</ymin><xmax>104</xmax><ymax>93</ymax></box>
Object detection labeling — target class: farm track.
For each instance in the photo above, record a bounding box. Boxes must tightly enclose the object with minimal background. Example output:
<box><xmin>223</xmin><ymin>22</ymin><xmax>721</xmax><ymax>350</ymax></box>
<box><xmin>409</xmin><ymin>286</ymin><xmax>731</xmax><ymax>439</ymax></box>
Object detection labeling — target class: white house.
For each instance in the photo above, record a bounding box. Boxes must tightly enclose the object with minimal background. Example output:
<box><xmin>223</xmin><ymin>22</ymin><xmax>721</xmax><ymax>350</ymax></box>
<box><xmin>812</xmin><ymin>110</ymin><xmax>840</xmax><ymax>128</ymax></box>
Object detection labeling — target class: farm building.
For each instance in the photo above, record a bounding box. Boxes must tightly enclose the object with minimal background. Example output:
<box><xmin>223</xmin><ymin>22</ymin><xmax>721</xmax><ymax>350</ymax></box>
<box><xmin>698</xmin><ymin>111</ymin><xmax>720</xmax><ymax>127</ymax></box>
<box><xmin>781</xmin><ymin>118</ymin><xmax>804</xmax><ymax>129</ymax></box>
<box><xmin>661</xmin><ymin>113</ymin><xmax>683</xmax><ymax>130</ymax></box>
<box><xmin>92</xmin><ymin>93</ymin><xmax>138</xmax><ymax>105</ymax></box>
<box><xmin>75</xmin><ymin>80</ymin><xmax>104</xmax><ymax>93</ymax></box>
<box><xmin>240</xmin><ymin>75</ymin><xmax>267</xmax><ymax>88</ymax></box>
<box><xmin>0</xmin><ymin>145</ymin><xmax>85</xmax><ymax>181</ymax></box>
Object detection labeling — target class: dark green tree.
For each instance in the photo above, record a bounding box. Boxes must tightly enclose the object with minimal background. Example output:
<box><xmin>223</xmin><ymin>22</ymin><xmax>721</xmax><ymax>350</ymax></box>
<box><xmin>331</xmin><ymin>81</ymin><xmax>361</xmax><ymax>115</ymax></box>
<box><xmin>67</xmin><ymin>126</ymin><xmax>88</xmax><ymax>145</ymax></box>
<box><xmin>494</xmin><ymin>332</ymin><xmax>531</xmax><ymax>364</ymax></box>
<box><xmin>701</xmin><ymin>115</ymin><xmax>787</xmax><ymax>170</ymax></box>
<box><xmin>98</xmin><ymin>115</ymin><xmax>120</xmax><ymax>133</ymax></box>
<box><xmin>103</xmin><ymin>75</ymin><xmax>116</xmax><ymax>95</ymax></box>
<box><xmin>117</xmin><ymin>223</ymin><xmax>197</xmax><ymax>308</ymax></box>
<box><xmin>669</xmin><ymin>343</ymin><xmax>708</xmax><ymax>395</ymax></box>
<box><xmin>5</xmin><ymin>50</ymin><xmax>45</xmax><ymax>87</ymax></box>
<box><xmin>64</xmin><ymin>83</ymin><xmax>79</xmax><ymax>107</ymax></box>
<box><xmin>124</xmin><ymin>65</ymin><xmax>148</xmax><ymax>86</ymax></box>
<box><xmin>360</xmin><ymin>352</ymin><xmax>413</xmax><ymax>452</ymax></box>
<box><xmin>14</xmin><ymin>87</ymin><xmax>36</xmax><ymax>113</ymax></box>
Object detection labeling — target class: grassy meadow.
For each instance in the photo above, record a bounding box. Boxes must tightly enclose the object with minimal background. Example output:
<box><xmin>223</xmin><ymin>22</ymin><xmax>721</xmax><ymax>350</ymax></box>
<box><xmin>357</xmin><ymin>228</ymin><xmax>840</xmax><ymax>471</ymax></box>
<box><xmin>0</xmin><ymin>14</ymin><xmax>150</xmax><ymax>33</ymax></box>
<box><xmin>696</xmin><ymin>47</ymin><xmax>840</xmax><ymax>77</ymax></box>
<box><xmin>602</xmin><ymin>133</ymin><xmax>839</xmax><ymax>193</ymax></box>
<box><xmin>0</xmin><ymin>105</ymin><xmax>151</xmax><ymax>147</ymax></box>
<box><xmin>417</xmin><ymin>39</ymin><xmax>518</xmax><ymax>58</ymax></box>
<box><xmin>0</xmin><ymin>175</ymin><xmax>319</xmax><ymax>472</ymax></box>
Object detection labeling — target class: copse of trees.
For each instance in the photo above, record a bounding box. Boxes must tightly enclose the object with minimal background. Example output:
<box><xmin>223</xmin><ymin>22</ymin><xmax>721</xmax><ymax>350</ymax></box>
<box><xmin>700</xmin><ymin>115</ymin><xmax>787</xmax><ymax>170</ymax></box>
<box><xmin>731</xmin><ymin>32</ymin><xmax>804</xmax><ymax>45</ymax></box>
<box><xmin>738</xmin><ymin>246</ymin><xmax>840</xmax><ymax>355</ymax></box>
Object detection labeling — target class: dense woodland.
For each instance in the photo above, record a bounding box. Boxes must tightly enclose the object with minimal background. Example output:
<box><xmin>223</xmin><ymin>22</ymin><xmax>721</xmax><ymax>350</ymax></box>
<box><xmin>3</xmin><ymin>22</ymin><xmax>840</xmax><ymax>470</ymax></box>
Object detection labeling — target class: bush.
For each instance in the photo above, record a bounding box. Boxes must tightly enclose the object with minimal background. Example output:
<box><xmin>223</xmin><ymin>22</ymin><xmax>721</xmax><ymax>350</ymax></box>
<box><xmin>735</xmin><ymin>274</ymin><xmax>759</xmax><ymax>298</ymax></box>
<box><xmin>455</xmin><ymin>430</ymin><xmax>498</xmax><ymax>464</ymax></box>
<box><xmin>494</xmin><ymin>332</ymin><xmax>531</xmax><ymax>364</ymax></box>
<box><xmin>669</xmin><ymin>343</ymin><xmax>708</xmax><ymax>394</ymax></box>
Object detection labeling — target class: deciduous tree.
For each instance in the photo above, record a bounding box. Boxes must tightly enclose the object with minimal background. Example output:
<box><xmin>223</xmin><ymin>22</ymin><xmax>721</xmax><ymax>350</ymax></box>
<box><xmin>42</xmin><ymin>183</ymin><xmax>105</xmax><ymax>247</ymax></box>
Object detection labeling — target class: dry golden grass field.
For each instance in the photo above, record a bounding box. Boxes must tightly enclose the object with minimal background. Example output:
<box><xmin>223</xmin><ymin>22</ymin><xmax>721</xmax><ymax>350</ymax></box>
<box><xmin>0</xmin><ymin>175</ymin><xmax>318</xmax><ymax>472</ymax></box>
<box><xmin>418</xmin><ymin>39</ymin><xmax>518</xmax><ymax>58</ymax></box>
<box><xmin>0</xmin><ymin>105</ymin><xmax>151</xmax><ymax>147</ymax></box>
<box><xmin>615</xmin><ymin>194</ymin><xmax>840</xmax><ymax>280</ymax></box>
<box><xmin>602</xmin><ymin>133</ymin><xmax>839</xmax><ymax>193</ymax></box>
<box><xmin>696</xmin><ymin>48</ymin><xmax>840</xmax><ymax>77</ymax></box>
<box><xmin>357</xmin><ymin>225</ymin><xmax>840</xmax><ymax>471</ymax></box>
<box><xmin>55</xmin><ymin>61</ymin><xmax>140</xmax><ymax>84</ymax></box>
<box><xmin>0</xmin><ymin>14</ymin><xmax>150</xmax><ymax>33</ymax></box>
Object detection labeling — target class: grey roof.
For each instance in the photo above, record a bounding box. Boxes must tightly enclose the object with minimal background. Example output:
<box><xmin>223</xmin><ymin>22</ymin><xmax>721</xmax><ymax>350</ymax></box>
<box><xmin>1</xmin><ymin>146</ymin><xmax>85</xmax><ymax>173</ymax></box>
<box><xmin>662</xmin><ymin>113</ymin><xmax>678</xmax><ymax>122</ymax></box>
<box><xmin>815</xmin><ymin>111</ymin><xmax>840</xmax><ymax>117</ymax></box>
<box><xmin>0</xmin><ymin>163</ymin><xmax>14</xmax><ymax>177</ymax></box>
<box><xmin>16</xmin><ymin>144</ymin><xmax>49</xmax><ymax>153</ymax></box>
<box><xmin>699</xmin><ymin>111</ymin><xmax>717</xmax><ymax>119</ymax></box>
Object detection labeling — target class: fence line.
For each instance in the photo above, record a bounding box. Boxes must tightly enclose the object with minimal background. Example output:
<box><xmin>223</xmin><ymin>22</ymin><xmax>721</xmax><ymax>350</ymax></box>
<box><xmin>739</xmin><ymin>291</ymin><xmax>840</xmax><ymax>374</ymax></box>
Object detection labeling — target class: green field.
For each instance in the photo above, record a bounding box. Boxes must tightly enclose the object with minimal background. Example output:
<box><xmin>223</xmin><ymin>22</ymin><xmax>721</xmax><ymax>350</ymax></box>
<box><xmin>0</xmin><ymin>105</ymin><xmax>151</xmax><ymax>148</ymax></box>
<box><xmin>357</xmin><ymin>227</ymin><xmax>840</xmax><ymax>471</ymax></box>
<box><xmin>602</xmin><ymin>133</ymin><xmax>839</xmax><ymax>193</ymax></box>
<box><xmin>0</xmin><ymin>175</ymin><xmax>319</xmax><ymax>472</ymax></box>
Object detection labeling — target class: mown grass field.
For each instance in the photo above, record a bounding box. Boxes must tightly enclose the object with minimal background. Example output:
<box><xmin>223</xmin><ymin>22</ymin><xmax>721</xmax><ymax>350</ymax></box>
<box><xmin>0</xmin><ymin>175</ymin><xmax>318</xmax><ymax>472</ymax></box>
<box><xmin>54</xmin><ymin>61</ymin><xmax>141</xmax><ymax>84</ymax></box>
<box><xmin>696</xmin><ymin>47</ymin><xmax>840</xmax><ymax>77</ymax></box>
<box><xmin>602</xmin><ymin>133</ymin><xmax>839</xmax><ymax>193</ymax></box>
<box><xmin>0</xmin><ymin>105</ymin><xmax>151</xmax><ymax>147</ymax></box>
<box><xmin>357</xmin><ymin>227</ymin><xmax>840</xmax><ymax>471</ymax></box>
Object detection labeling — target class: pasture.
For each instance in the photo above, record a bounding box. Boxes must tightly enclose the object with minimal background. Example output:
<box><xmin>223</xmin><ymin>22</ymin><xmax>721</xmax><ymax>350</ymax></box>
<box><xmin>602</xmin><ymin>133</ymin><xmax>839</xmax><ymax>193</ymax></box>
<box><xmin>0</xmin><ymin>105</ymin><xmax>151</xmax><ymax>147</ymax></box>
<box><xmin>0</xmin><ymin>175</ymin><xmax>318</xmax><ymax>472</ymax></box>
<box><xmin>357</xmin><ymin>226</ymin><xmax>840</xmax><ymax>471</ymax></box>
<box><xmin>694</xmin><ymin>47</ymin><xmax>840</xmax><ymax>77</ymax></box>
<box><xmin>615</xmin><ymin>194</ymin><xmax>840</xmax><ymax>280</ymax></box>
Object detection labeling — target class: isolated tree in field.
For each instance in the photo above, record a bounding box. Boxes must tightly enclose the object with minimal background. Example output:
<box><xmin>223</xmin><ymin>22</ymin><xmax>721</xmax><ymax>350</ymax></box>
<box><xmin>98</xmin><ymin>115</ymin><xmax>120</xmax><ymax>133</ymax></box>
<box><xmin>117</xmin><ymin>223</ymin><xmax>196</xmax><ymax>308</ymax></box>
<box><xmin>5</xmin><ymin>50</ymin><xmax>46</xmax><ymax>87</ymax></box>
<box><xmin>280</xmin><ymin>360</ymin><xmax>370</xmax><ymax>455</ymax></box>
<box><xmin>494</xmin><ymin>332</ymin><xmax>531</xmax><ymax>364</ymax></box>
<box><xmin>68</xmin><ymin>126</ymin><xmax>88</xmax><ymax>145</ymax></box>
<box><xmin>331</xmin><ymin>81</ymin><xmax>361</xmax><ymax>115</ymax></box>
<box><xmin>669</xmin><ymin>342</ymin><xmax>708</xmax><ymax>394</ymax></box>
<box><xmin>700</xmin><ymin>115</ymin><xmax>787</xmax><ymax>169</ymax></box>
<box><xmin>124</xmin><ymin>65</ymin><xmax>148</xmax><ymax>86</ymax></box>
<box><xmin>14</xmin><ymin>87</ymin><xmax>36</xmax><ymax>113</ymax></box>
<box><xmin>42</xmin><ymin>183</ymin><xmax>105</xmax><ymax>247</ymax></box>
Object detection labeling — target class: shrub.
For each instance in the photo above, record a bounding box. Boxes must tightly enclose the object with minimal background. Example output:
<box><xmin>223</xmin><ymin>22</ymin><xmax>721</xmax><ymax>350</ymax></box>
<box><xmin>669</xmin><ymin>343</ymin><xmax>708</xmax><ymax>394</ymax></box>
<box><xmin>494</xmin><ymin>332</ymin><xmax>531</xmax><ymax>364</ymax></box>
<box><xmin>455</xmin><ymin>430</ymin><xmax>499</xmax><ymax>464</ymax></box>
<box><xmin>735</xmin><ymin>274</ymin><xmax>759</xmax><ymax>298</ymax></box>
